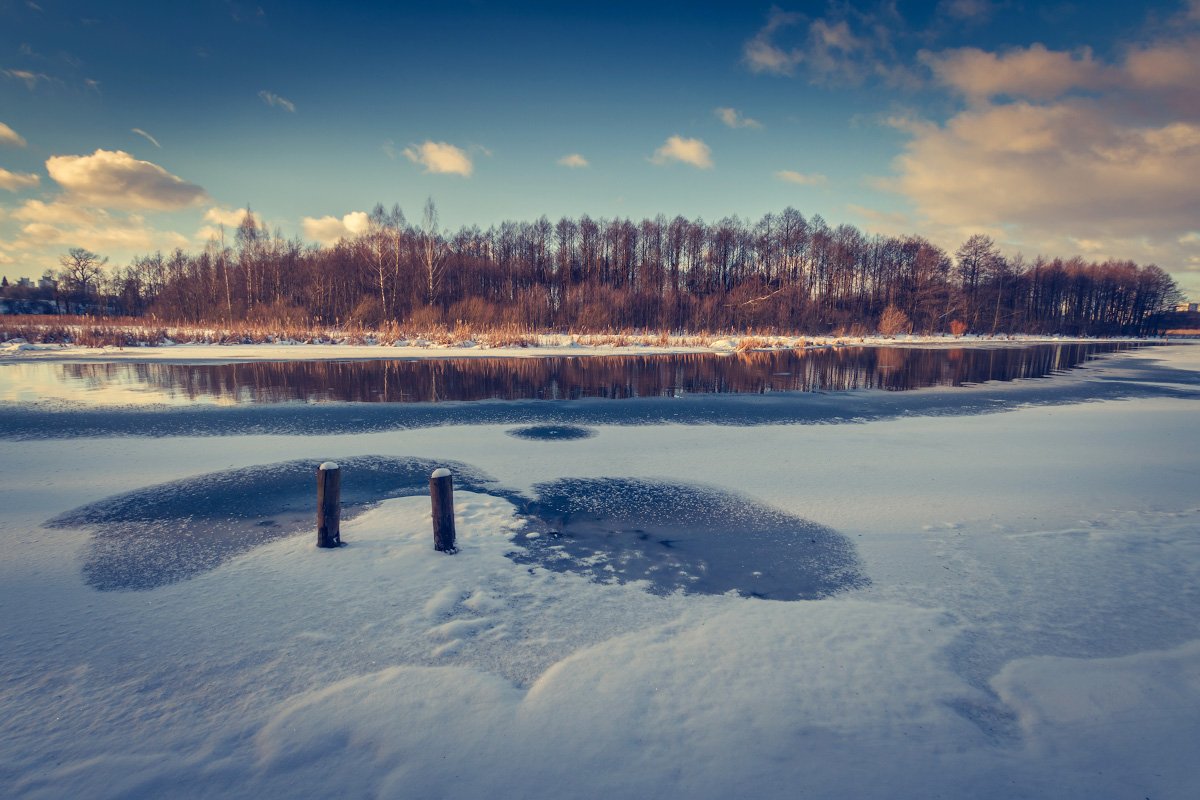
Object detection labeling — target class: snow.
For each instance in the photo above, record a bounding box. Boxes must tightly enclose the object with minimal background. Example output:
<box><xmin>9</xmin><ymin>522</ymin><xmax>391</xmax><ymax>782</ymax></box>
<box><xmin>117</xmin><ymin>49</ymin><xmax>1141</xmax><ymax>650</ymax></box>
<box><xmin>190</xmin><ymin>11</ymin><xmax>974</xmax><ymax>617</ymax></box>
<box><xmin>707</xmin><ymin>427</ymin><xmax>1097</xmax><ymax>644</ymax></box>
<box><xmin>992</xmin><ymin>641</ymin><xmax>1200</xmax><ymax>793</ymax></box>
<box><xmin>431</xmin><ymin>467</ymin><xmax>451</xmax><ymax>479</ymax></box>
<box><xmin>318</xmin><ymin>461</ymin><xmax>338</xmax><ymax>471</ymax></box>
<box><xmin>0</xmin><ymin>343</ymin><xmax>1198</xmax><ymax>798</ymax></box>
<box><xmin>0</xmin><ymin>333</ymin><xmax>1162</xmax><ymax>365</ymax></box>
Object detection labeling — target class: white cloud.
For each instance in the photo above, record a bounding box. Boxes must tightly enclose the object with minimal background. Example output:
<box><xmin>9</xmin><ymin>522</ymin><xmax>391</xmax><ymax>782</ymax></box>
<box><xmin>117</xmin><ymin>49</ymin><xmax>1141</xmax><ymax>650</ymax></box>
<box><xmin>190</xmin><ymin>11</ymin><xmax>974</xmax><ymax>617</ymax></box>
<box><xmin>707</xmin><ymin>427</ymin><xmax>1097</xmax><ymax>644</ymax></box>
<box><xmin>0</xmin><ymin>167</ymin><xmax>39</xmax><ymax>191</ymax></box>
<box><xmin>131</xmin><ymin>128</ymin><xmax>161</xmax><ymax>149</ymax></box>
<box><xmin>203</xmin><ymin>206</ymin><xmax>256</xmax><ymax>228</ymax></box>
<box><xmin>872</xmin><ymin>11</ymin><xmax>1200</xmax><ymax>297</ymax></box>
<box><xmin>885</xmin><ymin>102</ymin><xmax>1200</xmax><ymax>240</ymax></box>
<box><xmin>1123</xmin><ymin>37</ymin><xmax>1200</xmax><ymax>112</ymax></box>
<box><xmin>11</xmin><ymin>199</ymin><xmax>95</xmax><ymax>226</ymax></box>
<box><xmin>920</xmin><ymin>44</ymin><xmax>1108</xmax><ymax>102</ymax></box>
<box><xmin>715</xmin><ymin>107</ymin><xmax>762</xmax><ymax>129</ymax></box>
<box><xmin>741</xmin><ymin>4</ymin><xmax>914</xmax><ymax>87</ymax></box>
<box><xmin>2</xmin><ymin>160</ymin><xmax>200</xmax><ymax>273</ymax></box>
<box><xmin>891</xmin><ymin>20</ymin><xmax>1200</xmax><ymax>246</ymax></box>
<box><xmin>557</xmin><ymin>153</ymin><xmax>589</xmax><ymax>168</ymax></box>
<box><xmin>342</xmin><ymin>210</ymin><xmax>370</xmax><ymax>235</ymax></box>
<box><xmin>0</xmin><ymin>122</ymin><xmax>27</xmax><ymax>147</ymax></box>
<box><xmin>302</xmin><ymin>211</ymin><xmax>371</xmax><ymax>245</ymax></box>
<box><xmin>743</xmin><ymin>7</ymin><xmax>805</xmax><ymax>75</ymax></box>
<box><xmin>402</xmin><ymin>141</ymin><xmax>473</xmax><ymax>176</ymax></box>
<box><xmin>258</xmin><ymin>90</ymin><xmax>296</xmax><ymax>113</ymax></box>
<box><xmin>650</xmin><ymin>135</ymin><xmax>713</xmax><ymax>169</ymax></box>
<box><xmin>1</xmin><ymin>68</ymin><xmax>53</xmax><ymax>90</ymax></box>
<box><xmin>45</xmin><ymin>149</ymin><xmax>206</xmax><ymax>211</ymax></box>
<box><xmin>8</xmin><ymin>202</ymin><xmax>189</xmax><ymax>264</ymax></box>
<box><xmin>301</xmin><ymin>216</ymin><xmax>345</xmax><ymax>245</ymax></box>
<box><xmin>776</xmin><ymin>170</ymin><xmax>827</xmax><ymax>186</ymax></box>
<box><xmin>17</xmin><ymin>216</ymin><xmax>189</xmax><ymax>255</ymax></box>
<box><xmin>921</xmin><ymin>34</ymin><xmax>1200</xmax><ymax>109</ymax></box>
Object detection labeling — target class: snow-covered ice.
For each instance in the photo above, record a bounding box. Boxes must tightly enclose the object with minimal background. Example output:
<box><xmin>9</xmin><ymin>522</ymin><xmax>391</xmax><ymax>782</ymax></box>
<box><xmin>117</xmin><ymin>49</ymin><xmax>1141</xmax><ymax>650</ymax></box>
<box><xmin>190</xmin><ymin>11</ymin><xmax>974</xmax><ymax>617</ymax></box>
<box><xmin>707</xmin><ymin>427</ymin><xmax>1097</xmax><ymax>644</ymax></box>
<box><xmin>1</xmin><ymin>343</ymin><xmax>1198</xmax><ymax>798</ymax></box>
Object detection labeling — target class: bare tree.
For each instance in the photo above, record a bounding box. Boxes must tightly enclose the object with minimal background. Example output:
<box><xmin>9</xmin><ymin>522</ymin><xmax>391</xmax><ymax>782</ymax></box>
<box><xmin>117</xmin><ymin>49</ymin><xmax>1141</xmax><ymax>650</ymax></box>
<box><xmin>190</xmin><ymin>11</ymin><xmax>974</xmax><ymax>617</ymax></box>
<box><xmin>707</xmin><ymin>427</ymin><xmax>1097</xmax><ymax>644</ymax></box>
<box><xmin>93</xmin><ymin>202</ymin><xmax>1180</xmax><ymax>337</ymax></box>
<box><xmin>58</xmin><ymin>247</ymin><xmax>108</xmax><ymax>311</ymax></box>
<box><xmin>420</xmin><ymin>197</ymin><xmax>447</xmax><ymax>306</ymax></box>
<box><xmin>878</xmin><ymin>304</ymin><xmax>911</xmax><ymax>337</ymax></box>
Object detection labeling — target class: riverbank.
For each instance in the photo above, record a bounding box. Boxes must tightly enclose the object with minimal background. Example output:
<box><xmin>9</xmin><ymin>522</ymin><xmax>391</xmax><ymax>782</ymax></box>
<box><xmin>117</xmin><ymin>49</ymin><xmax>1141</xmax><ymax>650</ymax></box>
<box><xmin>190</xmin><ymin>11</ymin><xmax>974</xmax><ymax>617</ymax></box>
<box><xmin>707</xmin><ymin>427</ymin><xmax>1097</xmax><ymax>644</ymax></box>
<box><xmin>0</xmin><ymin>327</ymin><xmax>1165</xmax><ymax>364</ymax></box>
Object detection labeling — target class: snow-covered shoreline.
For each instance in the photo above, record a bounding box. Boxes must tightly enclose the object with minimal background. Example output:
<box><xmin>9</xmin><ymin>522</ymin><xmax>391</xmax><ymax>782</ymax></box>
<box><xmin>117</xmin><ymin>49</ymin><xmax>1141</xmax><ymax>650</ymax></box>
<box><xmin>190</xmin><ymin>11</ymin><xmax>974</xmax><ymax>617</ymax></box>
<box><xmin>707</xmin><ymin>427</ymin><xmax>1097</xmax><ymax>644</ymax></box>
<box><xmin>0</xmin><ymin>332</ymin><xmax>1165</xmax><ymax>364</ymax></box>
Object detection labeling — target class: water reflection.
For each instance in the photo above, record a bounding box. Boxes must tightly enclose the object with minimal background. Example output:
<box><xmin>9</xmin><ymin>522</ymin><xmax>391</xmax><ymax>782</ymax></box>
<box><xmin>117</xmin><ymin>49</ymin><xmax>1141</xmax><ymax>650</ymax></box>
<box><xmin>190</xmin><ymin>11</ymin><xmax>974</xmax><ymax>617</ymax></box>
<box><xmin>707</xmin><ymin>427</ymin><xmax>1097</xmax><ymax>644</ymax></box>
<box><xmin>8</xmin><ymin>343</ymin><xmax>1138</xmax><ymax>406</ymax></box>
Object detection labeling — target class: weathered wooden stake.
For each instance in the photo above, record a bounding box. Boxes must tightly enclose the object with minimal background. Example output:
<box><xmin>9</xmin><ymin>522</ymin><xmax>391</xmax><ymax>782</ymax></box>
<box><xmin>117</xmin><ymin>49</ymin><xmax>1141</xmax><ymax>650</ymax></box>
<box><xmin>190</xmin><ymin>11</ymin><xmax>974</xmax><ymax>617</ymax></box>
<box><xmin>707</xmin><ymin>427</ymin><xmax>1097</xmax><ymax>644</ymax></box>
<box><xmin>430</xmin><ymin>467</ymin><xmax>457</xmax><ymax>553</ymax></box>
<box><xmin>316</xmin><ymin>461</ymin><xmax>342</xmax><ymax>548</ymax></box>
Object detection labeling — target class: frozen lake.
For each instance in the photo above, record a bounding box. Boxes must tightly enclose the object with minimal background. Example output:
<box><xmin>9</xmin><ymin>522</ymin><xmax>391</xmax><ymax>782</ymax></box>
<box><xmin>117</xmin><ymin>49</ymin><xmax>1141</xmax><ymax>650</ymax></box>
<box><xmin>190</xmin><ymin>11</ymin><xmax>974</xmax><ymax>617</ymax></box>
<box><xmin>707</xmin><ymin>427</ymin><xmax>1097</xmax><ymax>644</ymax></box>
<box><xmin>1</xmin><ymin>341</ymin><xmax>1198</xmax><ymax>799</ymax></box>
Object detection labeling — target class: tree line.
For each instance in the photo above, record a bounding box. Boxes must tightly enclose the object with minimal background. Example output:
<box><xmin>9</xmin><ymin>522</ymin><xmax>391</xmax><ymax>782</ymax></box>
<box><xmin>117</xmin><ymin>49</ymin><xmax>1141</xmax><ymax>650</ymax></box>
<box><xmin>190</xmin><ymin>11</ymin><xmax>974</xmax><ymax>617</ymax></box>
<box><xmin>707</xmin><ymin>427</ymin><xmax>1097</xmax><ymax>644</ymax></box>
<box><xmin>2</xmin><ymin>202</ymin><xmax>1184</xmax><ymax>335</ymax></box>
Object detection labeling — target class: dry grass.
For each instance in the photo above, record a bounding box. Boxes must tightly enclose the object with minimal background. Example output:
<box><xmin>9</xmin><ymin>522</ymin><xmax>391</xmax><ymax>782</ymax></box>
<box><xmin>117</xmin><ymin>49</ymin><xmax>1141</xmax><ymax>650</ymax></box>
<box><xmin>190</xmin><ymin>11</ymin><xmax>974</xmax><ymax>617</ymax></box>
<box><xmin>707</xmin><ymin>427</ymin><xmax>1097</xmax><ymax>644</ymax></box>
<box><xmin>734</xmin><ymin>336</ymin><xmax>769</xmax><ymax>352</ymax></box>
<box><xmin>1</xmin><ymin>315</ymin><xmax>834</xmax><ymax>351</ymax></box>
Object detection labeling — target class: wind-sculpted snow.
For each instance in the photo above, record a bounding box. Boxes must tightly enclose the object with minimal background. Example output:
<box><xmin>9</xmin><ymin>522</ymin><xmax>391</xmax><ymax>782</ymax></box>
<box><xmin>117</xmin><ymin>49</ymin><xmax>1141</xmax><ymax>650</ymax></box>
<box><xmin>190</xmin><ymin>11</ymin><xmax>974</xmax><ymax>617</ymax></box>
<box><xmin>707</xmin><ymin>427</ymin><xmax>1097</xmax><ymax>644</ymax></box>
<box><xmin>517</xmin><ymin>478</ymin><xmax>867</xmax><ymax>600</ymax></box>
<box><xmin>47</xmin><ymin>456</ymin><xmax>499</xmax><ymax>590</ymax></box>
<box><xmin>4</xmin><ymin>344</ymin><xmax>1200</xmax><ymax>799</ymax></box>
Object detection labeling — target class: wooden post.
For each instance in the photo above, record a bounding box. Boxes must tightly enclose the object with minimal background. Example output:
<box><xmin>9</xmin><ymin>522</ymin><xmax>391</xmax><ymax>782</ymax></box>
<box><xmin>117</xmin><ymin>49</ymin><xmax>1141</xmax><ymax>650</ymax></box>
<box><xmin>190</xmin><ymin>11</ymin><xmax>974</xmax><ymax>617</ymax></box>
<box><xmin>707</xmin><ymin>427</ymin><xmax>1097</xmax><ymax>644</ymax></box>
<box><xmin>430</xmin><ymin>467</ymin><xmax>457</xmax><ymax>553</ymax></box>
<box><xmin>317</xmin><ymin>461</ymin><xmax>341</xmax><ymax>548</ymax></box>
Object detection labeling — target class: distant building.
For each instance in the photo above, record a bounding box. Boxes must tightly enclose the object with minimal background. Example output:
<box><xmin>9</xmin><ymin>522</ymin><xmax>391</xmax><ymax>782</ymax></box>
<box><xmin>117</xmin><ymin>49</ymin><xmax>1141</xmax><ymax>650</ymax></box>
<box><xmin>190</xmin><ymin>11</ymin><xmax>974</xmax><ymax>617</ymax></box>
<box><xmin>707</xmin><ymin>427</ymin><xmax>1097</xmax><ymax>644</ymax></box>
<box><xmin>1177</xmin><ymin>303</ymin><xmax>1199</xmax><ymax>313</ymax></box>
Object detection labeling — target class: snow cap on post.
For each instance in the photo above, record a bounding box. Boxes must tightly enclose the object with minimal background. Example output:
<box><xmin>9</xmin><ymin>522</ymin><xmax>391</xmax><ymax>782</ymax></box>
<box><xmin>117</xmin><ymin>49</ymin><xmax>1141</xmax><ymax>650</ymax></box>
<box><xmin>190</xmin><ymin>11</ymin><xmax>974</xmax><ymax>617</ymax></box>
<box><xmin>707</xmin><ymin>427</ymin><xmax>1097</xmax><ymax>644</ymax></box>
<box><xmin>431</xmin><ymin>467</ymin><xmax>451</xmax><ymax>479</ymax></box>
<box><xmin>319</xmin><ymin>461</ymin><xmax>339</xmax><ymax>471</ymax></box>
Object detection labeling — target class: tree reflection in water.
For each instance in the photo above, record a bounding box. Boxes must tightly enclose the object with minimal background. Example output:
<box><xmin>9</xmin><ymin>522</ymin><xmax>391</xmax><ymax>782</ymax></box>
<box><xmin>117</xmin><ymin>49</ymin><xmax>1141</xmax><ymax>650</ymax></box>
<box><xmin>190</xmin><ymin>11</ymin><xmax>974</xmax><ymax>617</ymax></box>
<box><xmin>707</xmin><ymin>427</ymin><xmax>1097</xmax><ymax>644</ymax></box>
<box><xmin>53</xmin><ymin>342</ymin><xmax>1137</xmax><ymax>405</ymax></box>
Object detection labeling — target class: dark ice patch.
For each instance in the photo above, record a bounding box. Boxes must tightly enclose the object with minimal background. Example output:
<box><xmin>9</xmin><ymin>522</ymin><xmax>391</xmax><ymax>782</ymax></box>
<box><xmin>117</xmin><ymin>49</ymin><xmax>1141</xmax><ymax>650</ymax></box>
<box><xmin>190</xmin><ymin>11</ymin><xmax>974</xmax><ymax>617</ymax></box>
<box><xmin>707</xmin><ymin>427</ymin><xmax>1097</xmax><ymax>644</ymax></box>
<box><xmin>507</xmin><ymin>424</ymin><xmax>596</xmax><ymax>441</ymax></box>
<box><xmin>514</xmin><ymin>478</ymin><xmax>867</xmax><ymax>600</ymax></box>
<box><xmin>47</xmin><ymin>456</ymin><xmax>496</xmax><ymax>591</ymax></box>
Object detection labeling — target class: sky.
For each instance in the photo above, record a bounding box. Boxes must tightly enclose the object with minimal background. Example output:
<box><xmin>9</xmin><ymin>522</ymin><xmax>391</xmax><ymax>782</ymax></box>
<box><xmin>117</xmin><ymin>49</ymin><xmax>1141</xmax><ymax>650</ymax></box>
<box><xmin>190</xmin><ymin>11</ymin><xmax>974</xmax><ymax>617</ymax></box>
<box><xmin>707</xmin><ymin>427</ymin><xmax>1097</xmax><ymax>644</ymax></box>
<box><xmin>1</xmin><ymin>0</ymin><xmax>1198</xmax><ymax>299</ymax></box>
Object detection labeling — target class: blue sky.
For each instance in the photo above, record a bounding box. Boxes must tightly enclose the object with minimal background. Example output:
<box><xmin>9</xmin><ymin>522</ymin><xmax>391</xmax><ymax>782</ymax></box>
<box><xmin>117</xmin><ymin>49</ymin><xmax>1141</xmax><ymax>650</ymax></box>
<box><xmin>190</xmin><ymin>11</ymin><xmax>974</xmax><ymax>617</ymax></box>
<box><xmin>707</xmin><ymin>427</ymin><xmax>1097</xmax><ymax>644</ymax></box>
<box><xmin>2</xmin><ymin>0</ymin><xmax>1198</xmax><ymax>298</ymax></box>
